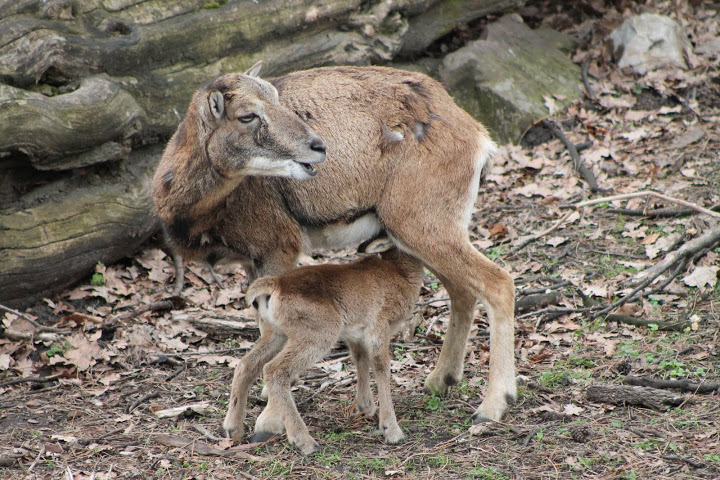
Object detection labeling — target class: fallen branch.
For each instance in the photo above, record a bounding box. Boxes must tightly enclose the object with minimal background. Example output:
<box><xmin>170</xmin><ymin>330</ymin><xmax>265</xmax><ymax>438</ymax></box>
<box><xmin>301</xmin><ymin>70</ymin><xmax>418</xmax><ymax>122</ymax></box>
<box><xmin>608</xmin><ymin>204</ymin><xmax>720</xmax><ymax>218</ymax></box>
<box><xmin>605</xmin><ymin>314</ymin><xmax>693</xmax><ymax>333</ymax></box>
<box><xmin>591</xmin><ymin>254</ymin><xmax>685</xmax><ymax>320</ymax></box>
<box><xmin>624</xmin><ymin>376</ymin><xmax>720</xmax><ymax>394</ymax></box>
<box><xmin>586</xmin><ymin>384</ymin><xmax>686</xmax><ymax>410</ymax></box>
<box><xmin>0</xmin><ymin>374</ymin><xmax>62</xmax><ymax>389</ymax></box>
<box><xmin>567</xmin><ymin>191</ymin><xmax>720</xmax><ymax>220</ymax></box>
<box><xmin>1</xmin><ymin>329</ymin><xmax>60</xmax><ymax>343</ymax></box>
<box><xmin>581</xmin><ymin>57</ymin><xmax>596</xmax><ymax>101</ymax></box>
<box><xmin>0</xmin><ymin>303</ymin><xmax>67</xmax><ymax>334</ymax></box>
<box><xmin>541</xmin><ymin>119</ymin><xmax>602</xmax><ymax>192</ymax></box>
<box><xmin>629</xmin><ymin>227</ymin><xmax>720</xmax><ymax>287</ymax></box>
<box><xmin>99</xmin><ymin>297</ymin><xmax>187</xmax><ymax>331</ymax></box>
<box><xmin>515</xmin><ymin>292</ymin><xmax>562</xmax><ymax>314</ymax></box>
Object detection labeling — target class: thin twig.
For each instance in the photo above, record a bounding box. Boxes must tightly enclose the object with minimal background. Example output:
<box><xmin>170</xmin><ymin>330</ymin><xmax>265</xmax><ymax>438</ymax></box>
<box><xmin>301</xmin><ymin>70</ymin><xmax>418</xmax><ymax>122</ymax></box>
<box><xmin>163</xmin><ymin>363</ymin><xmax>187</xmax><ymax>382</ymax></box>
<box><xmin>99</xmin><ymin>297</ymin><xmax>187</xmax><ymax>330</ymax></box>
<box><xmin>127</xmin><ymin>392</ymin><xmax>161</xmax><ymax>413</ymax></box>
<box><xmin>568</xmin><ymin>191</ymin><xmax>720</xmax><ymax>219</ymax></box>
<box><xmin>193</xmin><ymin>424</ymin><xmax>225</xmax><ymax>442</ymax></box>
<box><xmin>420</xmin><ymin>297</ymin><xmax>450</xmax><ymax>306</ymax></box>
<box><xmin>510</xmin><ymin>211</ymin><xmax>574</xmax><ymax>255</ymax></box>
<box><xmin>581</xmin><ymin>57</ymin><xmax>596</xmax><ymax>100</ymax></box>
<box><xmin>0</xmin><ymin>375</ymin><xmax>59</xmax><ymax>388</ymax></box>
<box><xmin>608</xmin><ymin>204</ymin><xmax>720</xmax><ymax>218</ymax></box>
<box><xmin>542</xmin><ymin>119</ymin><xmax>602</xmax><ymax>192</ymax></box>
<box><xmin>518</xmin><ymin>280</ymin><xmax>571</xmax><ymax>296</ymax></box>
<box><xmin>0</xmin><ymin>303</ymin><xmax>67</xmax><ymax>334</ymax></box>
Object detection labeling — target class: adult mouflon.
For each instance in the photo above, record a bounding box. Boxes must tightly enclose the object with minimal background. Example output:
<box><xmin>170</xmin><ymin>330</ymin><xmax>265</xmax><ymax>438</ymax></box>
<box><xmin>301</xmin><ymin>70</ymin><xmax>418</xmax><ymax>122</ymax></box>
<box><xmin>152</xmin><ymin>62</ymin><xmax>516</xmax><ymax>427</ymax></box>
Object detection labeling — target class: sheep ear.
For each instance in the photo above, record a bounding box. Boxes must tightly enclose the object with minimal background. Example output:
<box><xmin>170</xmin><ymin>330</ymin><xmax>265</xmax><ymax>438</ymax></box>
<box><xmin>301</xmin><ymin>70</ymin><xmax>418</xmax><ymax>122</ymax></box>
<box><xmin>363</xmin><ymin>237</ymin><xmax>395</xmax><ymax>254</ymax></box>
<box><xmin>244</xmin><ymin>61</ymin><xmax>263</xmax><ymax>78</ymax></box>
<box><xmin>207</xmin><ymin>91</ymin><xmax>224</xmax><ymax>120</ymax></box>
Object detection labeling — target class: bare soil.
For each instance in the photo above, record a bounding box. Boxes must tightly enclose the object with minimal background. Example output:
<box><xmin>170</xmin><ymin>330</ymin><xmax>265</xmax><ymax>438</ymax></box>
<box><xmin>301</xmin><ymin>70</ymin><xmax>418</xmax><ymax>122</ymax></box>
<box><xmin>2</xmin><ymin>2</ymin><xmax>719</xmax><ymax>479</ymax></box>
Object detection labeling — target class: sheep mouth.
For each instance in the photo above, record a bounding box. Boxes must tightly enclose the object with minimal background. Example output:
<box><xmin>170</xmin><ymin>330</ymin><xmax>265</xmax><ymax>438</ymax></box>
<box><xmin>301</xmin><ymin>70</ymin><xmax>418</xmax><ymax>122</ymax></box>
<box><xmin>299</xmin><ymin>162</ymin><xmax>318</xmax><ymax>176</ymax></box>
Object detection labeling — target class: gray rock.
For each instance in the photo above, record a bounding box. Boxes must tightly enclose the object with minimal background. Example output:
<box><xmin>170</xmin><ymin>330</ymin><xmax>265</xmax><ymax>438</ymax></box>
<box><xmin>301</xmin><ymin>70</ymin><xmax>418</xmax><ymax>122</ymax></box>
<box><xmin>608</xmin><ymin>13</ymin><xmax>694</xmax><ymax>74</ymax></box>
<box><xmin>440</xmin><ymin>14</ymin><xmax>582</xmax><ymax>144</ymax></box>
<box><xmin>695</xmin><ymin>38</ymin><xmax>720</xmax><ymax>59</ymax></box>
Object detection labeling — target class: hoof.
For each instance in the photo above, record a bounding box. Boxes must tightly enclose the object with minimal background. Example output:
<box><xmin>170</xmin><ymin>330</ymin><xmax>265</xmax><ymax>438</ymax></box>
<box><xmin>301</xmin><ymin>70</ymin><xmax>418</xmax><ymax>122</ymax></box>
<box><xmin>251</xmin><ymin>430</ymin><xmax>276</xmax><ymax>443</ymax></box>
<box><xmin>223</xmin><ymin>421</ymin><xmax>244</xmax><ymax>442</ymax></box>
<box><xmin>424</xmin><ymin>370</ymin><xmax>460</xmax><ymax>396</ymax></box>
<box><xmin>291</xmin><ymin>438</ymin><xmax>321</xmax><ymax>455</ymax></box>
<box><xmin>471</xmin><ymin>413</ymin><xmax>493</xmax><ymax>425</ymax></box>
<box><xmin>382</xmin><ymin>427</ymin><xmax>405</xmax><ymax>445</ymax></box>
<box><xmin>354</xmin><ymin>402</ymin><xmax>377</xmax><ymax>418</ymax></box>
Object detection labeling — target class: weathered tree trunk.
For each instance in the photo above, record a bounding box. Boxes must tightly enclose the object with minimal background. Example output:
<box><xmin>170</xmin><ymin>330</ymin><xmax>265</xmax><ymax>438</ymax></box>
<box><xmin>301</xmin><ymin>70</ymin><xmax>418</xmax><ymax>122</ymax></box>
<box><xmin>0</xmin><ymin>0</ymin><xmax>524</xmax><ymax>308</ymax></box>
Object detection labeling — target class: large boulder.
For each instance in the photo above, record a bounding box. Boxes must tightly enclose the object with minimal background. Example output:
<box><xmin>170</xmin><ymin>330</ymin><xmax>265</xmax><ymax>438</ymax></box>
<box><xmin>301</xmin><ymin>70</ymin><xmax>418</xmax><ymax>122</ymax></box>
<box><xmin>440</xmin><ymin>14</ymin><xmax>582</xmax><ymax>144</ymax></box>
<box><xmin>608</xmin><ymin>13</ymin><xmax>695</xmax><ymax>75</ymax></box>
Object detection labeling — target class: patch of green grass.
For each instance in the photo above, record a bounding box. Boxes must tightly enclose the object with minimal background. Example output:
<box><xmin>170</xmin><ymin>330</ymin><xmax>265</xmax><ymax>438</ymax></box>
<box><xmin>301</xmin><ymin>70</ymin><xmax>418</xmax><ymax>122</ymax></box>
<box><xmin>427</xmin><ymin>454</ymin><xmax>453</xmax><ymax>468</ymax></box>
<box><xmin>425</xmin><ymin>394</ymin><xmax>443</xmax><ymax>411</ymax></box>
<box><xmin>355</xmin><ymin>455</ymin><xmax>390</xmax><ymax>474</ymax></box>
<box><xmin>466</xmin><ymin>466</ymin><xmax>509</xmax><ymax>480</ymax></box>
<box><xmin>622</xmin><ymin>469</ymin><xmax>638</xmax><ymax>480</ymax></box>
<box><xmin>633</xmin><ymin>438</ymin><xmax>661</xmax><ymax>451</ymax></box>
<box><xmin>566</xmin><ymin>355</ymin><xmax>595</xmax><ymax>369</ymax></box>
<box><xmin>486</xmin><ymin>246</ymin><xmax>505</xmax><ymax>261</ymax></box>
<box><xmin>316</xmin><ymin>450</ymin><xmax>342</xmax><ymax>466</ymax></box>
<box><xmin>262</xmin><ymin>459</ymin><xmax>292</xmax><ymax>476</ymax></box>
<box><xmin>597</xmin><ymin>254</ymin><xmax>637</xmax><ymax>278</ymax></box>
<box><xmin>46</xmin><ymin>341</ymin><xmax>72</xmax><ymax>358</ymax></box>
<box><xmin>538</xmin><ymin>370</ymin><xmax>567</xmax><ymax>388</ymax></box>
<box><xmin>324</xmin><ymin>430</ymin><xmax>352</xmax><ymax>443</ymax></box>
<box><xmin>202</xmin><ymin>0</ymin><xmax>227</xmax><ymax>8</ymax></box>
<box><xmin>658</xmin><ymin>358</ymin><xmax>687</xmax><ymax>378</ymax></box>
<box><xmin>91</xmin><ymin>272</ymin><xmax>104</xmax><ymax>286</ymax></box>
<box><xmin>615</xmin><ymin>340</ymin><xmax>641</xmax><ymax>357</ymax></box>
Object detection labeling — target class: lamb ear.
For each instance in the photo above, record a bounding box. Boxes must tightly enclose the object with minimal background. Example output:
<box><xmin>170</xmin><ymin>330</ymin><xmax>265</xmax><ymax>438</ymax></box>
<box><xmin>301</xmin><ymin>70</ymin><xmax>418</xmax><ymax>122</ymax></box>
<box><xmin>207</xmin><ymin>90</ymin><xmax>224</xmax><ymax>120</ymax></box>
<box><xmin>244</xmin><ymin>61</ymin><xmax>263</xmax><ymax>78</ymax></box>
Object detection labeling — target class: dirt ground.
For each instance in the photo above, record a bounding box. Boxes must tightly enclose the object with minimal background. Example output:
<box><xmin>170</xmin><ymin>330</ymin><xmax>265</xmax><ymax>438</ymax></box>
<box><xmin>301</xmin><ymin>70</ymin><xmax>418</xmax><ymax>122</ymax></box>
<box><xmin>2</xmin><ymin>1</ymin><xmax>719</xmax><ymax>479</ymax></box>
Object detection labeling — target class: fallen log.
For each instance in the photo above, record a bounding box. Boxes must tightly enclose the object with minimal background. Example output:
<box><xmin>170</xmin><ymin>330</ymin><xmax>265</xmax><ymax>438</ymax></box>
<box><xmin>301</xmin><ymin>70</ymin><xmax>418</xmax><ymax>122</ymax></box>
<box><xmin>624</xmin><ymin>376</ymin><xmax>720</xmax><ymax>394</ymax></box>
<box><xmin>586</xmin><ymin>384</ymin><xmax>686</xmax><ymax>410</ymax></box>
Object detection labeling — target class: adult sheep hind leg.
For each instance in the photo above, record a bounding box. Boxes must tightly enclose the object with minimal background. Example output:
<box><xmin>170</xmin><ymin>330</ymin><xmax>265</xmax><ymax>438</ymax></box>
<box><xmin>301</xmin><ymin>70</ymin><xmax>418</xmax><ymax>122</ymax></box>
<box><xmin>378</xmin><ymin>133</ymin><xmax>516</xmax><ymax>423</ymax></box>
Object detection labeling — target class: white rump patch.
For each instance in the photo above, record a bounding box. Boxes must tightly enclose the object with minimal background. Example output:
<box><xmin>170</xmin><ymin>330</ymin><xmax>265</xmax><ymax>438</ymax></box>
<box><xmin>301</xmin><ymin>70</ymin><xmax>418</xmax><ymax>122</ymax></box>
<box><xmin>306</xmin><ymin>213</ymin><xmax>383</xmax><ymax>251</ymax></box>
<box><xmin>461</xmin><ymin>134</ymin><xmax>497</xmax><ymax>228</ymax></box>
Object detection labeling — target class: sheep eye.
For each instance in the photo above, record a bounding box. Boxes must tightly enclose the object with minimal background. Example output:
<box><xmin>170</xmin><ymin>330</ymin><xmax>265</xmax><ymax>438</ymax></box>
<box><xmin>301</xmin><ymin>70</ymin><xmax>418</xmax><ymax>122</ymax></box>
<box><xmin>238</xmin><ymin>113</ymin><xmax>257</xmax><ymax>123</ymax></box>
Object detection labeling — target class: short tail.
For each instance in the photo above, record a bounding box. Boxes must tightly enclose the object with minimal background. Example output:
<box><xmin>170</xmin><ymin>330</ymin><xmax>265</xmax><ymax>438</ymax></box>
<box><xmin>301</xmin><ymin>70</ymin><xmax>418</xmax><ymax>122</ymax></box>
<box><xmin>246</xmin><ymin>276</ymin><xmax>280</xmax><ymax>308</ymax></box>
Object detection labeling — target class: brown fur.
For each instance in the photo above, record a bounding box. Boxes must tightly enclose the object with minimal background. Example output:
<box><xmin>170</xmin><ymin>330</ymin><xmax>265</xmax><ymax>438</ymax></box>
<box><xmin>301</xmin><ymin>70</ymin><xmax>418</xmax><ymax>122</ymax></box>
<box><xmin>223</xmin><ymin>242</ymin><xmax>423</xmax><ymax>454</ymax></box>
<box><xmin>152</xmin><ymin>63</ymin><xmax>516</xmax><ymax>428</ymax></box>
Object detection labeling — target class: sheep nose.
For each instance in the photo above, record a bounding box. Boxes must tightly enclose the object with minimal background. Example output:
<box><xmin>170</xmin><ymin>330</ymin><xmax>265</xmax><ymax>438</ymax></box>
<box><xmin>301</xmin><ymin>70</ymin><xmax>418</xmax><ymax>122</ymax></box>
<box><xmin>310</xmin><ymin>138</ymin><xmax>326</xmax><ymax>154</ymax></box>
